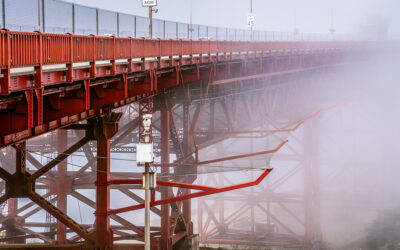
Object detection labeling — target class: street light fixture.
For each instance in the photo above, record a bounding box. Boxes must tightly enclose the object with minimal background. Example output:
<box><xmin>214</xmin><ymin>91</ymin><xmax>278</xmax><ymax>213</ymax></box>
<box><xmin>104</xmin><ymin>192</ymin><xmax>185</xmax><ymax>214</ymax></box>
<box><xmin>142</xmin><ymin>0</ymin><xmax>158</xmax><ymax>38</ymax></box>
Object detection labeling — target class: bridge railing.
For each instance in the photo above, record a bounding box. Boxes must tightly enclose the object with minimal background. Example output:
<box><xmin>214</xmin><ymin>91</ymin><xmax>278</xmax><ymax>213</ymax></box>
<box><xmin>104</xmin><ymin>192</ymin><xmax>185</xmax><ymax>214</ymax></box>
<box><xmin>0</xmin><ymin>29</ymin><xmax>360</xmax><ymax>71</ymax></box>
<box><xmin>42</xmin><ymin>33</ymin><xmax>70</xmax><ymax>64</ymax></box>
<box><xmin>7</xmin><ymin>31</ymin><xmax>39</xmax><ymax>68</ymax></box>
<box><xmin>73</xmin><ymin>35</ymin><xmax>94</xmax><ymax>63</ymax></box>
<box><xmin>0</xmin><ymin>0</ymin><xmax>354</xmax><ymax>41</ymax></box>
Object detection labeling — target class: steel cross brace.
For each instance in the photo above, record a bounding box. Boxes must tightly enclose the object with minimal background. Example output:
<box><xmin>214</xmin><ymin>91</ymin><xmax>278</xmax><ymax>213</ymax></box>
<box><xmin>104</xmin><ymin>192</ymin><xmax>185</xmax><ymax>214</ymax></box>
<box><xmin>108</xmin><ymin>168</ymin><xmax>273</xmax><ymax>214</ymax></box>
<box><xmin>0</xmin><ymin>140</ymin><xmax>92</xmax><ymax>243</ymax></box>
<box><xmin>0</xmin><ymin>112</ymin><xmax>125</xmax><ymax>247</ymax></box>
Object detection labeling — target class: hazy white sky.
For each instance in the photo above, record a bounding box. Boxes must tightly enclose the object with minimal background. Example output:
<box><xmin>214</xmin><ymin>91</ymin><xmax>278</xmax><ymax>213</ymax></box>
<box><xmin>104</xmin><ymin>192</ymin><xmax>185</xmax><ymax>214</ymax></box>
<box><xmin>63</xmin><ymin>0</ymin><xmax>399</xmax><ymax>38</ymax></box>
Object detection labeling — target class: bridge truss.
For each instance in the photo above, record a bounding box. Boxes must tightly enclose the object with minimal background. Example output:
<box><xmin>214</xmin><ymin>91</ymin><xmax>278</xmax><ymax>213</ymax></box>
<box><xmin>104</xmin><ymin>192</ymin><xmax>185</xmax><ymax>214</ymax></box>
<box><xmin>0</xmin><ymin>29</ymin><xmax>369</xmax><ymax>249</ymax></box>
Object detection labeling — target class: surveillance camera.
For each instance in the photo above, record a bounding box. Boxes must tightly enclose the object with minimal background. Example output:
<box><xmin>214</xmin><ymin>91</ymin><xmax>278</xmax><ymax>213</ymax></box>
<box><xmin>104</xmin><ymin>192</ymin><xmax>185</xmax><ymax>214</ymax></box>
<box><xmin>142</xmin><ymin>114</ymin><xmax>153</xmax><ymax>131</ymax></box>
<box><xmin>153</xmin><ymin>8</ymin><xmax>158</xmax><ymax>13</ymax></box>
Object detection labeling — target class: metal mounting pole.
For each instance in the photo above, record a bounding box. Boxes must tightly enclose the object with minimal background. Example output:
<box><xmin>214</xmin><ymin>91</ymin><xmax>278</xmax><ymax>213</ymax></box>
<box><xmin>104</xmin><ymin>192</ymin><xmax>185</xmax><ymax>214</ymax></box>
<box><xmin>138</xmin><ymin>104</ymin><xmax>153</xmax><ymax>250</ymax></box>
<box><xmin>144</xmin><ymin>162</ymin><xmax>150</xmax><ymax>250</ymax></box>
<box><xmin>144</xmin><ymin>121</ymin><xmax>151</xmax><ymax>250</ymax></box>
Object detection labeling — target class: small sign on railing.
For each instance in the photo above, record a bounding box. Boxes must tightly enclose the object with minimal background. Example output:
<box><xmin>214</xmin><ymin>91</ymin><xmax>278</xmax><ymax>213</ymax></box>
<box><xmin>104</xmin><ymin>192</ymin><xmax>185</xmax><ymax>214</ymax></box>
<box><xmin>142</xmin><ymin>0</ymin><xmax>157</xmax><ymax>7</ymax></box>
<box><xmin>247</xmin><ymin>14</ymin><xmax>255</xmax><ymax>28</ymax></box>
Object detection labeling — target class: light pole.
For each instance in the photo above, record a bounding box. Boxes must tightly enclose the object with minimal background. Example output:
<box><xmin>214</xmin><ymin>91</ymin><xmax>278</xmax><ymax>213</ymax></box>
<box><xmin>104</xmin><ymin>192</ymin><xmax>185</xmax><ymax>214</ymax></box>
<box><xmin>143</xmin><ymin>0</ymin><xmax>158</xmax><ymax>38</ymax></box>
<box><xmin>38</xmin><ymin>0</ymin><xmax>41</xmax><ymax>31</ymax></box>
<box><xmin>247</xmin><ymin>0</ymin><xmax>254</xmax><ymax>41</ymax></box>
<box><xmin>189</xmin><ymin>0</ymin><xmax>193</xmax><ymax>39</ymax></box>
<box><xmin>250</xmin><ymin>0</ymin><xmax>253</xmax><ymax>40</ymax></box>
<box><xmin>149</xmin><ymin>5</ymin><xmax>153</xmax><ymax>38</ymax></box>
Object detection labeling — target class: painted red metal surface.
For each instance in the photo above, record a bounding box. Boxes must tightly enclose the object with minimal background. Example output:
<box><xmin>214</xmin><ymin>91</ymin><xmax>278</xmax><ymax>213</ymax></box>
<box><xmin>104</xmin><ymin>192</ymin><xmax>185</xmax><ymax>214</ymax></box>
<box><xmin>0</xmin><ymin>76</ymin><xmax>366</xmax><ymax>249</ymax></box>
<box><xmin>0</xmin><ymin>27</ymin><xmax>373</xmax><ymax>249</ymax></box>
<box><xmin>0</xmin><ymin>30</ymin><xmax>358</xmax><ymax>74</ymax></box>
<box><xmin>109</xmin><ymin>168</ymin><xmax>273</xmax><ymax>214</ymax></box>
<box><xmin>0</xmin><ymin>29</ymin><xmax>368</xmax><ymax>150</ymax></box>
<box><xmin>149</xmin><ymin>139</ymin><xmax>288</xmax><ymax>168</ymax></box>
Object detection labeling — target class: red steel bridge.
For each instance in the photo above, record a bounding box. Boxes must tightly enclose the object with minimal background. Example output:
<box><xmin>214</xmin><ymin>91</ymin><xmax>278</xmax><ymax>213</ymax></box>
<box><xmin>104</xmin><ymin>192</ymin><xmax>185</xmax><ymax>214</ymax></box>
<box><xmin>0</xmin><ymin>27</ymin><xmax>372</xmax><ymax>249</ymax></box>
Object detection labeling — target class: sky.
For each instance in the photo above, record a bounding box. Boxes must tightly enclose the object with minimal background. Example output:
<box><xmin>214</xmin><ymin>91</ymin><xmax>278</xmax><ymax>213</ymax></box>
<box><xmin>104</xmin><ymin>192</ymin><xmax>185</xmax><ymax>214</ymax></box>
<box><xmin>63</xmin><ymin>0</ymin><xmax>400</xmax><ymax>39</ymax></box>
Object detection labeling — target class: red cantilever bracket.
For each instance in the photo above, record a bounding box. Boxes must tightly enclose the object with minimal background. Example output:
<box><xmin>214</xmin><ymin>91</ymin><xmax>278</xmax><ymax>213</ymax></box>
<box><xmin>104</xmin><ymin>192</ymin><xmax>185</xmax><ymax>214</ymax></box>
<box><xmin>194</xmin><ymin>121</ymin><xmax>304</xmax><ymax>135</ymax></box>
<box><xmin>150</xmin><ymin>140</ymin><xmax>288</xmax><ymax>168</ymax></box>
<box><xmin>109</xmin><ymin>168</ymin><xmax>273</xmax><ymax>214</ymax></box>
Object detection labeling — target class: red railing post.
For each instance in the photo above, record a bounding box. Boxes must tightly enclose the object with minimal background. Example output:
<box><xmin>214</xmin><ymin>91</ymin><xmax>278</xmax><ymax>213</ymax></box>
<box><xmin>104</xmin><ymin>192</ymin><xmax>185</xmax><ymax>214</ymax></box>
<box><xmin>223</xmin><ymin>40</ymin><xmax>227</xmax><ymax>60</ymax></box>
<box><xmin>34</xmin><ymin>31</ymin><xmax>43</xmax><ymax>88</ymax></box>
<box><xmin>142</xmin><ymin>38</ymin><xmax>146</xmax><ymax>70</ymax></box>
<box><xmin>128</xmin><ymin>37</ymin><xmax>133</xmax><ymax>73</ymax></box>
<box><xmin>229</xmin><ymin>40</ymin><xmax>233</xmax><ymax>60</ymax></box>
<box><xmin>190</xmin><ymin>39</ymin><xmax>193</xmax><ymax>64</ymax></box>
<box><xmin>157</xmin><ymin>38</ymin><xmax>162</xmax><ymax>67</ymax></box>
<box><xmin>0</xmin><ymin>29</ymin><xmax>11</xmax><ymax>94</ymax></box>
<box><xmin>168</xmin><ymin>39</ymin><xmax>173</xmax><ymax>65</ymax></box>
<box><xmin>179</xmin><ymin>39</ymin><xmax>183</xmax><ymax>65</ymax></box>
<box><xmin>90</xmin><ymin>34</ymin><xmax>96</xmax><ymax>79</ymax></box>
<box><xmin>32</xmin><ymin>31</ymin><xmax>44</xmax><ymax>126</ymax></box>
<box><xmin>199</xmin><ymin>40</ymin><xmax>203</xmax><ymax>63</ymax></box>
<box><xmin>207</xmin><ymin>39</ymin><xmax>211</xmax><ymax>62</ymax></box>
<box><xmin>150</xmin><ymin>69</ymin><xmax>154</xmax><ymax>92</ymax></box>
<box><xmin>215</xmin><ymin>40</ymin><xmax>219</xmax><ymax>62</ymax></box>
<box><xmin>67</xmin><ymin>33</ymin><xmax>74</xmax><ymax>83</ymax></box>
<box><xmin>111</xmin><ymin>35</ymin><xmax>116</xmax><ymax>75</ymax></box>
<box><xmin>213</xmin><ymin>40</ymin><xmax>217</xmax><ymax>64</ymax></box>
<box><xmin>153</xmin><ymin>69</ymin><xmax>158</xmax><ymax>91</ymax></box>
<box><xmin>227</xmin><ymin>40</ymin><xmax>230</xmax><ymax>60</ymax></box>
<box><xmin>245</xmin><ymin>41</ymin><xmax>249</xmax><ymax>60</ymax></box>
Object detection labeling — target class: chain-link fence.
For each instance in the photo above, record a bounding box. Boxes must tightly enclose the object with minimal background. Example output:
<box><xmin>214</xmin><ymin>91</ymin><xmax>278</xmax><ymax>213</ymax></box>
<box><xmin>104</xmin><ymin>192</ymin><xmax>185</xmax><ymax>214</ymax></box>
<box><xmin>1</xmin><ymin>0</ymin><xmax>354</xmax><ymax>41</ymax></box>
